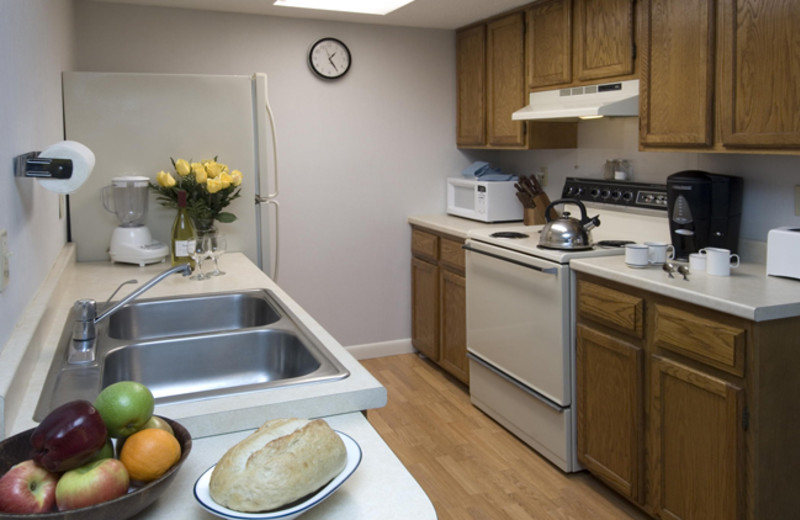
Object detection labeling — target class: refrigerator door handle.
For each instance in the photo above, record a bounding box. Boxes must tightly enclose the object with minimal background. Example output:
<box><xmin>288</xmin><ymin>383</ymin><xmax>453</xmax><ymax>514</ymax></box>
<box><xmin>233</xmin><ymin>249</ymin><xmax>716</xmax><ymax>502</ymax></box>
<box><xmin>254</xmin><ymin>73</ymin><xmax>279</xmax><ymax>280</ymax></box>
<box><xmin>266</xmin><ymin>198</ymin><xmax>279</xmax><ymax>280</ymax></box>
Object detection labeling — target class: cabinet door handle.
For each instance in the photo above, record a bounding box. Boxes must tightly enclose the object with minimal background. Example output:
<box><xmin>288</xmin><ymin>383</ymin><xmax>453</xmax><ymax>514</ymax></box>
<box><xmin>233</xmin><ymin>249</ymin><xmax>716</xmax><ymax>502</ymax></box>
<box><xmin>462</xmin><ymin>243</ymin><xmax>558</xmax><ymax>274</ymax></box>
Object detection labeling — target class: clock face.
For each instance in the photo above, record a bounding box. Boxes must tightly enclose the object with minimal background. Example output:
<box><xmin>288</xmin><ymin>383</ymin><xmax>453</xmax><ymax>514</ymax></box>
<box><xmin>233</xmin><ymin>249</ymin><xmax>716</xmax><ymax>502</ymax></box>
<box><xmin>309</xmin><ymin>38</ymin><xmax>351</xmax><ymax>79</ymax></box>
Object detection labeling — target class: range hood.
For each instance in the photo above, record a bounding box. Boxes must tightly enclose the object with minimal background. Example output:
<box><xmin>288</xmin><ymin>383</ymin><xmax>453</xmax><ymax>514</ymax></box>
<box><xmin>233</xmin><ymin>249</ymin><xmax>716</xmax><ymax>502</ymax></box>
<box><xmin>512</xmin><ymin>79</ymin><xmax>639</xmax><ymax>121</ymax></box>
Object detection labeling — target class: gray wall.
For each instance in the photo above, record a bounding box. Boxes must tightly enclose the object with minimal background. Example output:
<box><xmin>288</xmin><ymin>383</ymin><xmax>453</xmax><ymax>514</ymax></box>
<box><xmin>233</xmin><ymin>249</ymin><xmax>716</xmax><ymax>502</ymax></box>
<box><xmin>0</xmin><ymin>0</ymin><xmax>76</xmax><ymax>351</ymax></box>
<box><xmin>3</xmin><ymin>0</ymin><xmax>799</xmax><ymax>354</ymax></box>
<box><xmin>72</xmin><ymin>0</ymin><xmax>467</xmax><ymax>348</ymax></box>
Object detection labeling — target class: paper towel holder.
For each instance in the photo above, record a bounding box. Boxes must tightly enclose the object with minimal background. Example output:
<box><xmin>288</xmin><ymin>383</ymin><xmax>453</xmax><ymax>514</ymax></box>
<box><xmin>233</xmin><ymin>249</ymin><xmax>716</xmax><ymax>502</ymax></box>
<box><xmin>14</xmin><ymin>151</ymin><xmax>74</xmax><ymax>179</ymax></box>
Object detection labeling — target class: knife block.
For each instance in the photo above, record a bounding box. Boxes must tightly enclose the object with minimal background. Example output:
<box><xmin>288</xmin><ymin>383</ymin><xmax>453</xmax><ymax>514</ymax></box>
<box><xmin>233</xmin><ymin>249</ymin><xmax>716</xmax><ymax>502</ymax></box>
<box><xmin>523</xmin><ymin>193</ymin><xmax>557</xmax><ymax>225</ymax></box>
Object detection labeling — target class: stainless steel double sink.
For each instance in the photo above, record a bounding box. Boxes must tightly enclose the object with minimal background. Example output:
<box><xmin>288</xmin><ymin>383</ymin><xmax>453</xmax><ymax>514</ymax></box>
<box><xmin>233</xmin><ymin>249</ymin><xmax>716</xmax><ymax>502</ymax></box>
<box><xmin>34</xmin><ymin>289</ymin><xmax>349</xmax><ymax>421</ymax></box>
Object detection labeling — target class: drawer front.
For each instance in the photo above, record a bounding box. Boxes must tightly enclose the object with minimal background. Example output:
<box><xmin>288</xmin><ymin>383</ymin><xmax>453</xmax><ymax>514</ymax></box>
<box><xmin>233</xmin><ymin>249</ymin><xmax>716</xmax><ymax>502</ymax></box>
<box><xmin>439</xmin><ymin>237</ymin><xmax>465</xmax><ymax>272</ymax></box>
<box><xmin>653</xmin><ymin>304</ymin><xmax>746</xmax><ymax>377</ymax></box>
<box><xmin>578</xmin><ymin>281</ymin><xmax>644</xmax><ymax>338</ymax></box>
<box><xmin>411</xmin><ymin>228</ymin><xmax>439</xmax><ymax>261</ymax></box>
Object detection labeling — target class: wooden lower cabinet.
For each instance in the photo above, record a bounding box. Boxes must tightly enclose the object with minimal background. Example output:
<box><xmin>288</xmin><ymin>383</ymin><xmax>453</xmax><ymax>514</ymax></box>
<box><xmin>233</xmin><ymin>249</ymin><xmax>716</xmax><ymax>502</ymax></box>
<box><xmin>410</xmin><ymin>226</ymin><xmax>469</xmax><ymax>384</ymax></box>
<box><xmin>576</xmin><ymin>273</ymin><xmax>800</xmax><ymax>520</ymax></box>
<box><xmin>650</xmin><ymin>355</ymin><xmax>743</xmax><ymax>520</ymax></box>
<box><xmin>576</xmin><ymin>324</ymin><xmax>644</xmax><ymax>504</ymax></box>
<box><xmin>411</xmin><ymin>256</ymin><xmax>439</xmax><ymax>361</ymax></box>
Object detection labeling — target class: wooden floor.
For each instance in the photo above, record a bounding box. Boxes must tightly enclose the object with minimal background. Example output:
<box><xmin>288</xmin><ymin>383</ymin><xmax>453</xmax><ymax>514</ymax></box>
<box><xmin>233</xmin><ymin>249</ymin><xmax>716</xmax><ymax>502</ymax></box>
<box><xmin>362</xmin><ymin>353</ymin><xmax>650</xmax><ymax>520</ymax></box>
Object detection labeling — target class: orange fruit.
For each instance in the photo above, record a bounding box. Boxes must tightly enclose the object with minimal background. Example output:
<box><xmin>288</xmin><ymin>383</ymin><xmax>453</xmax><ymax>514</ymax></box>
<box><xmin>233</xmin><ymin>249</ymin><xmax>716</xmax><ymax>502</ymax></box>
<box><xmin>119</xmin><ymin>428</ymin><xmax>181</xmax><ymax>482</ymax></box>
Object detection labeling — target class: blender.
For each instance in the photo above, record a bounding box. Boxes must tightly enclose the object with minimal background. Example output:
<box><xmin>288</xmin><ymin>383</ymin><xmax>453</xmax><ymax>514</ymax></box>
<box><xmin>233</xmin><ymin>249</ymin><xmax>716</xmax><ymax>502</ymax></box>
<box><xmin>101</xmin><ymin>176</ymin><xmax>169</xmax><ymax>266</ymax></box>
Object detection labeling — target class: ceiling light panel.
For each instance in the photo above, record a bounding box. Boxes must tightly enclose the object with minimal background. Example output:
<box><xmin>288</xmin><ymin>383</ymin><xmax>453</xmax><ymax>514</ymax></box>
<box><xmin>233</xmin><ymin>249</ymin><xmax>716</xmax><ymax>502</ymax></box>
<box><xmin>274</xmin><ymin>0</ymin><xmax>414</xmax><ymax>16</ymax></box>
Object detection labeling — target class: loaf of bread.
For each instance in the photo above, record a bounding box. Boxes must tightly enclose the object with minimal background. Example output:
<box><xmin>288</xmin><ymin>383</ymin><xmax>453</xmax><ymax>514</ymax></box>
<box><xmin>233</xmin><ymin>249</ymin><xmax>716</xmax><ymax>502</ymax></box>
<box><xmin>208</xmin><ymin>418</ymin><xmax>347</xmax><ymax>512</ymax></box>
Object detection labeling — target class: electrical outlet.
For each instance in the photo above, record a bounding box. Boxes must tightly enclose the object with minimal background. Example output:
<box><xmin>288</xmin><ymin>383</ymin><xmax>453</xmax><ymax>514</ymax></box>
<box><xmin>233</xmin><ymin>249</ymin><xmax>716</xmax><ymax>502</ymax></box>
<box><xmin>537</xmin><ymin>166</ymin><xmax>548</xmax><ymax>187</ymax></box>
<box><xmin>795</xmin><ymin>186</ymin><xmax>800</xmax><ymax>216</ymax></box>
<box><xmin>0</xmin><ymin>229</ymin><xmax>8</xmax><ymax>293</ymax></box>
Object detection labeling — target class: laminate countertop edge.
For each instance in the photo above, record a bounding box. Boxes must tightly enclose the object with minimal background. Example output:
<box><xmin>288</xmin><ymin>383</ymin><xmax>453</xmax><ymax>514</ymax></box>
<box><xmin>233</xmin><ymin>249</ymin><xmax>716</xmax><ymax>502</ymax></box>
<box><xmin>570</xmin><ymin>255</ymin><xmax>800</xmax><ymax>322</ymax></box>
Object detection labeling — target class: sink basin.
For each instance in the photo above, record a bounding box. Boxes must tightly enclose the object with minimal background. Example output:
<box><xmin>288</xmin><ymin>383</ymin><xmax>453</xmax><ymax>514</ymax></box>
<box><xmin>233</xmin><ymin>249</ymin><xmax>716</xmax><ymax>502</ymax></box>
<box><xmin>106</xmin><ymin>291</ymin><xmax>281</xmax><ymax>341</ymax></box>
<box><xmin>102</xmin><ymin>330</ymin><xmax>340</xmax><ymax>404</ymax></box>
<box><xmin>34</xmin><ymin>289</ymin><xmax>349</xmax><ymax>420</ymax></box>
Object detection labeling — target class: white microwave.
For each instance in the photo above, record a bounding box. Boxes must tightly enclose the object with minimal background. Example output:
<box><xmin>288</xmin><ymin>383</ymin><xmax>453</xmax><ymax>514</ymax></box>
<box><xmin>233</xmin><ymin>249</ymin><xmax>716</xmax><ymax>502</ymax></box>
<box><xmin>446</xmin><ymin>178</ymin><xmax>523</xmax><ymax>222</ymax></box>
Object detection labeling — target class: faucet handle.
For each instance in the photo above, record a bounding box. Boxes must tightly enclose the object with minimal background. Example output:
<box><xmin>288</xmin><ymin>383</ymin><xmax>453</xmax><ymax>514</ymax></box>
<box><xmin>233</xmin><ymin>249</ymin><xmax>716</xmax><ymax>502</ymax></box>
<box><xmin>72</xmin><ymin>298</ymin><xmax>97</xmax><ymax>342</ymax></box>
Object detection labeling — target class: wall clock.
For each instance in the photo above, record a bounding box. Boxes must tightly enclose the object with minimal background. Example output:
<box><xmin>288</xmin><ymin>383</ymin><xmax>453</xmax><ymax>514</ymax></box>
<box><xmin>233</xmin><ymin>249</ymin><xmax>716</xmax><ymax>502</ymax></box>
<box><xmin>308</xmin><ymin>37</ymin><xmax>352</xmax><ymax>80</ymax></box>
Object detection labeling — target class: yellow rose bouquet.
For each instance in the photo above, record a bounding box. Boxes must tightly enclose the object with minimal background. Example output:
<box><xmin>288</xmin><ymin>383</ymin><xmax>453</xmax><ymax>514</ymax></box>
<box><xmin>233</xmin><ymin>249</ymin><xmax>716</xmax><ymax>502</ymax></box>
<box><xmin>150</xmin><ymin>157</ymin><xmax>243</xmax><ymax>229</ymax></box>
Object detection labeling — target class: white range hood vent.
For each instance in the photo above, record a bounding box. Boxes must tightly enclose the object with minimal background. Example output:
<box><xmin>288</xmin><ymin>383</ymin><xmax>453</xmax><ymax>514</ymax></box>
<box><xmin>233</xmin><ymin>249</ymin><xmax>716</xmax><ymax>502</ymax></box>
<box><xmin>512</xmin><ymin>79</ymin><xmax>639</xmax><ymax>121</ymax></box>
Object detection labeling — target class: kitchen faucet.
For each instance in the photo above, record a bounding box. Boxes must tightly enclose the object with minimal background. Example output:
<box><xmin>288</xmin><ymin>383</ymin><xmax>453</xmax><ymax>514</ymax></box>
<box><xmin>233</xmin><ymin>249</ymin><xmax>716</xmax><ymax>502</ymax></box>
<box><xmin>68</xmin><ymin>263</ymin><xmax>192</xmax><ymax>364</ymax></box>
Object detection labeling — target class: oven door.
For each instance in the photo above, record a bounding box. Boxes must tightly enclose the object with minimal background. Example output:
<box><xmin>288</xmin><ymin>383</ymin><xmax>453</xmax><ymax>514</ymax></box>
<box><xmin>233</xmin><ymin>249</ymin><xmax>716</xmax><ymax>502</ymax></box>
<box><xmin>464</xmin><ymin>239</ymin><xmax>571</xmax><ymax>407</ymax></box>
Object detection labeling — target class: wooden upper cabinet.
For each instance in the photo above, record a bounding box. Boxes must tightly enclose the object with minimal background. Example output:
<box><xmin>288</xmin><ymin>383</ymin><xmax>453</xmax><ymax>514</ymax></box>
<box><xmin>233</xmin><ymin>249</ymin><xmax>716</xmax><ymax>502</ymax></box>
<box><xmin>456</xmin><ymin>7</ymin><xmax>578</xmax><ymax>149</ymax></box>
<box><xmin>456</xmin><ymin>24</ymin><xmax>486</xmax><ymax>147</ymax></box>
<box><xmin>719</xmin><ymin>0</ymin><xmax>800</xmax><ymax>149</ymax></box>
<box><xmin>526</xmin><ymin>0</ymin><xmax>573</xmax><ymax>89</ymax></box>
<box><xmin>573</xmin><ymin>0</ymin><xmax>635</xmax><ymax>81</ymax></box>
<box><xmin>640</xmin><ymin>0</ymin><xmax>716</xmax><ymax>147</ymax></box>
<box><xmin>486</xmin><ymin>12</ymin><xmax>527</xmax><ymax>147</ymax></box>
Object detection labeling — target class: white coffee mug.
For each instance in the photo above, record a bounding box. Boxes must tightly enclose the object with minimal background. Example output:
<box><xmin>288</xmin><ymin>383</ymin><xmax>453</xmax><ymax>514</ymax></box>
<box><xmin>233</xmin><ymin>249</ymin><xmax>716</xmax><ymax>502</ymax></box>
<box><xmin>700</xmin><ymin>247</ymin><xmax>740</xmax><ymax>276</ymax></box>
<box><xmin>645</xmin><ymin>241</ymin><xmax>675</xmax><ymax>265</ymax></box>
<box><xmin>625</xmin><ymin>244</ymin><xmax>649</xmax><ymax>268</ymax></box>
<box><xmin>689</xmin><ymin>253</ymin><xmax>706</xmax><ymax>272</ymax></box>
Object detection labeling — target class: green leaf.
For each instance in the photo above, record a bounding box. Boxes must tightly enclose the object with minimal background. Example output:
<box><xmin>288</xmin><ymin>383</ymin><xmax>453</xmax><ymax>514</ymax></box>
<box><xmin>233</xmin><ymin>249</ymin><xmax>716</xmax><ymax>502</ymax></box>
<box><xmin>216</xmin><ymin>212</ymin><xmax>237</xmax><ymax>223</ymax></box>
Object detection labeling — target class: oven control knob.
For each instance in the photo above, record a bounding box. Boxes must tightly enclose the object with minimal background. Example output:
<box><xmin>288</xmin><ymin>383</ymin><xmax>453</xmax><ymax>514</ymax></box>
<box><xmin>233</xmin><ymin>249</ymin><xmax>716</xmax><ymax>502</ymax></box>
<box><xmin>611</xmin><ymin>190</ymin><xmax>622</xmax><ymax>200</ymax></box>
<box><xmin>590</xmin><ymin>188</ymin><xmax>600</xmax><ymax>198</ymax></box>
<box><xmin>622</xmin><ymin>191</ymin><xmax>634</xmax><ymax>201</ymax></box>
<box><xmin>564</xmin><ymin>185</ymin><xmax>576</xmax><ymax>196</ymax></box>
<box><xmin>600</xmin><ymin>189</ymin><xmax>611</xmax><ymax>199</ymax></box>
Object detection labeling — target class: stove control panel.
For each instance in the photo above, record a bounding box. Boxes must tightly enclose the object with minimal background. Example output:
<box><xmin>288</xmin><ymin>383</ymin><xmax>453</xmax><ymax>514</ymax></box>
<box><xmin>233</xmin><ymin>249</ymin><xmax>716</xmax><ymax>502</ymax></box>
<box><xmin>562</xmin><ymin>177</ymin><xmax>668</xmax><ymax>211</ymax></box>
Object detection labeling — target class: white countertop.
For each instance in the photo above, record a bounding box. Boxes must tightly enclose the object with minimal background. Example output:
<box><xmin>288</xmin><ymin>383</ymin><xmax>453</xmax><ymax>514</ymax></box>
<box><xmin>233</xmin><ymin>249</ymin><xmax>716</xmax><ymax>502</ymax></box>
<box><xmin>407</xmin><ymin>214</ymin><xmax>507</xmax><ymax>239</ymax></box>
<box><xmin>0</xmin><ymin>244</ymin><xmax>435</xmax><ymax>519</ymax></box>
<box><xmin>571</xmin><ymin>255</ymin><xmax>800</xmax><ymax>322</ymax></box>
<box><xmin>410</xmin><ymin>213</ymin><xmax>800</xmax><ymax>323</ymax></box>
<box><xmin>138</xmin><ymin>412</ymin><xmax>436</xmax><ymax>520</ymax></box>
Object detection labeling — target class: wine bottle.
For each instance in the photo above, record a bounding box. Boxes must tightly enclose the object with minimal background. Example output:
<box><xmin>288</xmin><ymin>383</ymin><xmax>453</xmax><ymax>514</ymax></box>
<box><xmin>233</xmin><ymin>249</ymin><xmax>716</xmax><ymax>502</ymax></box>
<box><xmin>171</xmin><ymin>190</ymin><xmax>195</xmax><ymax>267</ymax></box>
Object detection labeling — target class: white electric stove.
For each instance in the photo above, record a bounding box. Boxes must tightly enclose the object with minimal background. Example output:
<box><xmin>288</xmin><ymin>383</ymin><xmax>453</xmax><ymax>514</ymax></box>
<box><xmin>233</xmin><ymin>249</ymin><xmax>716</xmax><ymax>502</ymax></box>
<box><xmin>464</xmin><ymin>178</ymin><xmax>670</xmax><ymax>472</ymax></box>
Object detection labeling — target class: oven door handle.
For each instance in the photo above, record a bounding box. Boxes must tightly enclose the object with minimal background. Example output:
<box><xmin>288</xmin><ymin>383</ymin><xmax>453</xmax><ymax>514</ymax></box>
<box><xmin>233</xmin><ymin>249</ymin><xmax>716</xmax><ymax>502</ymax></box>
<box><xmin>467</xmin><ymin>353</ymin><xmax>565</xmax><ymax>412</ymax></box>
<box><xmin>462</xmin><ymin>243</ymin><xmax>558</xmax><ymax>275</ymax></box>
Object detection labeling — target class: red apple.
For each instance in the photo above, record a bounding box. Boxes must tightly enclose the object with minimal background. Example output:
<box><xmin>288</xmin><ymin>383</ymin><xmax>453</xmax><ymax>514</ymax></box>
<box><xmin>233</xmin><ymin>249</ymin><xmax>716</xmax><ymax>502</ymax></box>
<box><xmin>0</xmin><ymin>459</ymin><xmax>59</xmax><ymax>514</ymax></box>
<box><xmin>31</xmin><ymin>399</ymin><xmax>108</xmax><ymax>472</ymax></box>
<box><xmin>55</xmin><ymin>458</ymin><xmax>129</xmax><ymax>511</ymax></box>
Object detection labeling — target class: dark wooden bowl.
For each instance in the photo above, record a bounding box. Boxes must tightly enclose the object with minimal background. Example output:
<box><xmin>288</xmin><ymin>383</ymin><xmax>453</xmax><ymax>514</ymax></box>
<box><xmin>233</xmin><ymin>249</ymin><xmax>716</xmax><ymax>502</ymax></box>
<box><xmin>0</xmin><ymin>417</ymin><xmax>192</xmax><ymax>519</ymax></box>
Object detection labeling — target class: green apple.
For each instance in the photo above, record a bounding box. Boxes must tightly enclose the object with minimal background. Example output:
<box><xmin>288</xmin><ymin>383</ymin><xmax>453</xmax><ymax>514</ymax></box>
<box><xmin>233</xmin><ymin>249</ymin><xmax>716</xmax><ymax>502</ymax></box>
<box><xmin>93</xmin><ymin>381</ymin><xmax>154</xmax><ymax>438</ymax></box>
<box><xmin>142</xmin><ymin>415</ymin><xmax>174</xmax><ymax>436</ymax></box>
<box><xmin>88</xmin><ymin>439</ymin><xmax>114</xmax><ymax>462</ymax></box>
<box><xmin>55</xmin><ymin>458</ymin><xmax>129</xmax><ymax>511</ymax></box>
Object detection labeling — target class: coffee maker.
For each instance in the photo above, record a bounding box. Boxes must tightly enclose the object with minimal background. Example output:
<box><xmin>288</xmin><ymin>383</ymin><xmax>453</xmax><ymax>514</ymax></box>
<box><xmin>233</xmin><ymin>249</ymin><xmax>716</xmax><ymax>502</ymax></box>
<box><xmin>666</xmin><ymin>171</ymin><xmax>743</xmax><ymax>261</ymax></box>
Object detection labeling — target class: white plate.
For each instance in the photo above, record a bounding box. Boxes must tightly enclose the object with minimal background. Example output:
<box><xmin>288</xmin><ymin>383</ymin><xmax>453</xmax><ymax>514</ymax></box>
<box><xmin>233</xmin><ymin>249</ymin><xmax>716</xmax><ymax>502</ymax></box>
<box><xmin>194</xmin><ymin>431</ymin><xmax>362</xmax><ymax>520</ymax></box>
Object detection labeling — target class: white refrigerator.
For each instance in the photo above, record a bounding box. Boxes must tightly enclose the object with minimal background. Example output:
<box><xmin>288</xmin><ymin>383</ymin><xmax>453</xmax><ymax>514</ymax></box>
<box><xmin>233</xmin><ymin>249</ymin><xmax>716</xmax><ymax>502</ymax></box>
<box><xmin>62</xmin><ymin>72</ymin><xmax>279</xmax><ymax>279</ymax></box>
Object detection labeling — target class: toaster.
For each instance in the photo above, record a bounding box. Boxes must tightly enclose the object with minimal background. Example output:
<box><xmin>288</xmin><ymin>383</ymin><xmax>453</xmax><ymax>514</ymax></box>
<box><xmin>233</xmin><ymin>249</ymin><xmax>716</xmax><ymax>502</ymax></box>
<box><xmin>766</xmin><ymin>227</ymin><xmax>800</xmax><ymax>280</ymax></box>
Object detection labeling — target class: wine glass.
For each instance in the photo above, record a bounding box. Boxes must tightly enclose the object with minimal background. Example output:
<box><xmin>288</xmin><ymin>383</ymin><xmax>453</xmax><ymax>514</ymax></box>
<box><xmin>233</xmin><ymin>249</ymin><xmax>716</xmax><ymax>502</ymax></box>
<box><xmin>187</xmin><ymin>232</ymin><xmax>210</xmax><ymax>281</ymax></box>
<box><xmin>207</xmin><ymin>231</ymin><xmax>227</xmax><ymax>276</ymax></box>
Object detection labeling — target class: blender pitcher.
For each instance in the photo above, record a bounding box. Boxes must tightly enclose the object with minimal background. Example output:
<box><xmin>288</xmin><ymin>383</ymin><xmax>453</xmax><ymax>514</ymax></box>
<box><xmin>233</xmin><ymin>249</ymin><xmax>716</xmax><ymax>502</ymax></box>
<box><xmin>102</xmin><ymin>176</ymin><xmax>150</xmax><ymax>226</ymax></box>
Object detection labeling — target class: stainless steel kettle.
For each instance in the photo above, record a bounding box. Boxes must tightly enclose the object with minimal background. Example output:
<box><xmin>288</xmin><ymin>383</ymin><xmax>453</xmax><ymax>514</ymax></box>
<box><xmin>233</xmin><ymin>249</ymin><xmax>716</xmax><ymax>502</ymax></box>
<box><xmin>538</xmin><ymin>199</ymin><xmax>601</xmax><ymax>250</ymax></box>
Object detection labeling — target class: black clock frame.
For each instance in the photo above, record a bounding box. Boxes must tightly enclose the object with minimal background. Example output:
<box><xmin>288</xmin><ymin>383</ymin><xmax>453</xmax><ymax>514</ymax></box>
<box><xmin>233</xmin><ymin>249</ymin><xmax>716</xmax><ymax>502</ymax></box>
<box><xmin>308</xmin><ymin>37</ymin><xmax>352</xmax><ymax>80</ymax></box>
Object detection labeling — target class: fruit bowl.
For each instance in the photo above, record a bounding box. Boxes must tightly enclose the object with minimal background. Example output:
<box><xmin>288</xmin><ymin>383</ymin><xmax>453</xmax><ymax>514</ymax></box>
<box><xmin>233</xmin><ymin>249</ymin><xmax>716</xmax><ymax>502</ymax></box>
<box><xmin>0</xmin><ymin>418</ymin><xmax>192</xmax><ymax>519</ymax></box>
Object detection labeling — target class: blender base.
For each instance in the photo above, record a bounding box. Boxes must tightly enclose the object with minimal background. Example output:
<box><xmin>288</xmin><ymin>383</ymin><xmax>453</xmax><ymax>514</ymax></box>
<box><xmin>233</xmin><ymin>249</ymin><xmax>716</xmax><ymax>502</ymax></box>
<box><xmin>109</xmin><ymin>226</ymin><xmax>169</xmax><ymax>267</ymax></box>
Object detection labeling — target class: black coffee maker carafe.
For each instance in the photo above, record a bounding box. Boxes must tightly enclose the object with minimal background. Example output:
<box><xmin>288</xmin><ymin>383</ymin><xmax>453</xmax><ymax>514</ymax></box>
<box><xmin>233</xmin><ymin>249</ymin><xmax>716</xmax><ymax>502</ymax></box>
<box><xmin>666</xmin><ymin>171</ymin><xmax>743</xmax><ymax>261</ymax></box>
